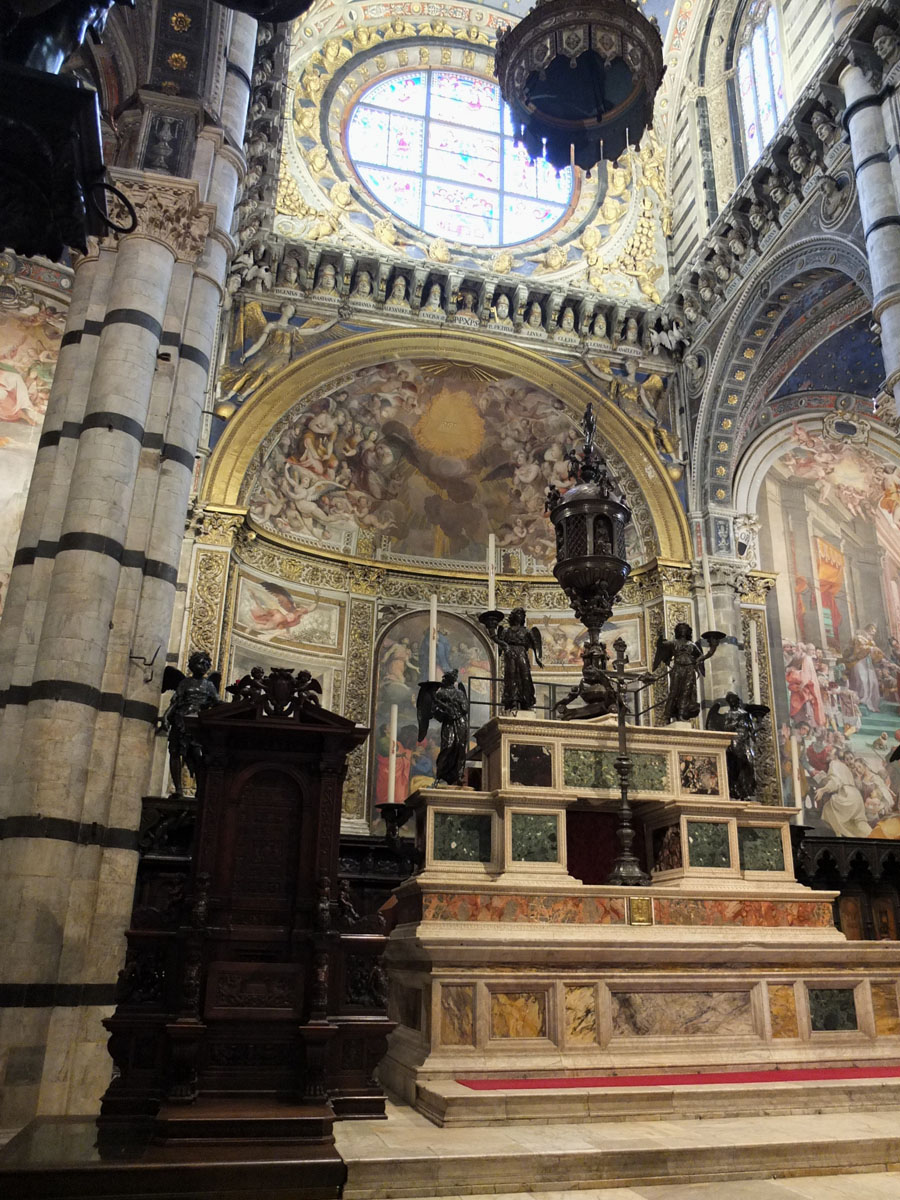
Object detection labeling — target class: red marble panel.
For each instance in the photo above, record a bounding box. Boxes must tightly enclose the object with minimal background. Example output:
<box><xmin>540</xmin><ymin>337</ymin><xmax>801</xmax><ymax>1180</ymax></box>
<box><xmin>653</xmin><ymin>898</ymin><xmax>835</xmax><ymax>928</ymax></box>
<box><xmin>420</xmin><ymin>892</ymin><xmax>627</xmax><ymax>924</ymax></box>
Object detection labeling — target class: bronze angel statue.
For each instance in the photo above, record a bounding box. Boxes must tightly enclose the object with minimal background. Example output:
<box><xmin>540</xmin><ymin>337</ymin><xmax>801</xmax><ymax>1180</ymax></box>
<box><xmin>160</xmin><ymin>653</ymin><xmax>222</xmax><ymax>795</ymax></box>
<box><xmin>706</xmin><ymin>693</ymin><xmax>770</xmax><ymax>800</ymax></box>
<box><xmin>480</xmin><ymin>608</ymin><xmax>543</xmax><ymax>712</ymax></box>
<box><xmin>652</xmin><ymin>623</ymin><xmax>724</xmax><ymax>723</ymax></box>
<box><xmin>416</xmin><ymin>669</ymin><xmax>469</xmax><ymax>786</ymax></box>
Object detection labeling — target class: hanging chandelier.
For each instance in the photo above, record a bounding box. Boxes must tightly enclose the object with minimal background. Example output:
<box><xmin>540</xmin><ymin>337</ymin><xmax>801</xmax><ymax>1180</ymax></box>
<box><xmin>494</xmin><ymin>0</ymin><xmax>665</xmax><ymax>175</ymax></box>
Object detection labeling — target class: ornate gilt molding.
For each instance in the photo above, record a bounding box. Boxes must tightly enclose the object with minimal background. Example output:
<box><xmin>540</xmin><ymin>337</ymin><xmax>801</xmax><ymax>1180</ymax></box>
<box><xmin>193</xmin><ymin>506</ymin><xmax>248</xmax><ymax>547</ymax></box>
<box><xmin>740</xmin><ymin>570</ymin><xmax>777</xmax><ymax>607</ymax></box>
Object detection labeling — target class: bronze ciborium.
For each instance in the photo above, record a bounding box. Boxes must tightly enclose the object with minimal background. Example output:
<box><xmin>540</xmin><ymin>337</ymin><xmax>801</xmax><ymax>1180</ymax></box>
<box><xmin>545</xmin><ymin>402</ymin><xmax>632</xmax><ymax>714</ymax></box>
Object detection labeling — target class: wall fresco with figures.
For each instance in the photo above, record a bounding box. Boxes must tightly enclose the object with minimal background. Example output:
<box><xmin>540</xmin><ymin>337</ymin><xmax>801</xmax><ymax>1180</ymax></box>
<box><xmin>245</xmin><ymin>357</ymin><xmax>642</xmax><ymax>572</ymax></box>
<box><xmin>758</xmin><ymin>423</ymin><xmax>900</xmax><ymax>839</ymax></box>
<box><xmin>0</xmin><ymin>295</ymin><xmax>66</xmax><ymax>617</ymax></box>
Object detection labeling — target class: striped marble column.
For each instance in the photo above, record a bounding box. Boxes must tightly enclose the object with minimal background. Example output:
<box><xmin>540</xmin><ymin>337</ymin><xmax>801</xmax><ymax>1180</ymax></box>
<box><xmin>830</xmin><ymin>0</ymin><xmax>859</xmax><ymax>38</ymax></box>
<box><xmin>840</xmin><ymin>60</ymin><xmax>900</xmax><ymax>416</ymax></box>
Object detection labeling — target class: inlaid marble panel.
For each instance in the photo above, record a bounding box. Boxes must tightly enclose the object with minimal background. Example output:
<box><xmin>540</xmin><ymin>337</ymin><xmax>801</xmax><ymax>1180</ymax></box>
<box><xmin>808</xmin><ymin>987</ymin><xmax>857</xmax><ymax>1032</ymax></box>
<box><xmin>738</xmin><ymin>826</ymin><xmax>785</xmax><ymax>871</ymax></box>
<box><xmin>652</xmin><ymin>824</ymin><xmax>683</xmax><ymax>871</ymax></box>
<box><xmin>509</xmin><ymin>743</ymin><xmax>553</xmax><ymax>788</ymax></box>
<box><xmin>491</xmin><ymin>990</ymin><xmax>547</xmax><ymax>1039</ymax></box>
<box><xmin>421</xmin><ymin>891</ymin><xmax>627</xmax><ymax>924</ymax></box>
<box><xmin>679</xmin><ymin>753</ymin><xmax>720</xmax><ymax>795</ymax></box>
<box><xmin>872</xmin><ymin>982</ymin><xmax>900</xmax><ymax>1036</ymax></box>
<box><xmin>686</xmin><ymin>820</ymin><xmax>731</xmax><ymax>868</ymax></box>
<box><xmin>654</xmin><ymin>897</ymin><xmax>834</xmax><ymax>928</ymax></box>
<box><xmin>563</xmin><ymin>748</ymin><xmax>669</xmax><ymax>791</ymax></box>
<box><xmin>433</xmin><ymin>812</ymin><xmax>492</xmax><ymax>862</ymax></box>
<box><xmin>510</xmin><ymin>812</ymin><xmax>558</xmax><ymax>862</ymax></box>
<box><xmin>441</xmin><ymin>984</ymin><xmax>475</xmax><ymax>1045</ymax></box>
<box><xmin>611</xmin><ymin>990</ymin><xmax>754</xmax><ymax>1038</ymax></box>
<box><xmin>565</xmin><ymin>985</ymin><xmax>597</xmax><ymax>1044</ymax></box>
<box><xmin>768</xmin><ymin>984</ymin><xmax>799</xmax><ymax>1038</ymax></box>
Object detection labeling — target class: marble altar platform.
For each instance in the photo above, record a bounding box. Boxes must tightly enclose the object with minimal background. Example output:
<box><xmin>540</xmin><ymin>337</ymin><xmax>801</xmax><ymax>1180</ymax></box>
<box><xmin>379</xmin><ymin>717</ymin><xmax>900</xmax><ymax>1121</ymax></box>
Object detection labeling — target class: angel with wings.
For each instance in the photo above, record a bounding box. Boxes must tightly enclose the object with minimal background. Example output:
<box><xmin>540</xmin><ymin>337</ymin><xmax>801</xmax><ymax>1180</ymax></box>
<box><xmin>218</xmin><ymin>301</ymin><xmax>340</xmax><ymax>403</ymax></box>
<box><xmin>417</xmin><ymin>670</ymin><xmax>469</xmax><ymax>786</ymax></box>
<box><xmin>244</xmin><ymin>580</ymin><xmax>318</xmax><ymax>638</ymax></box>
<box><xmin>652</xmin><ymin>623</ymin><xmax>721</xmax><ymax>723</ymax></box>
<box><xmin>487</xmin><ymin>608</ymin><xmax>543</xmax><ymax>712</ymax></box>
<box><xmin>160</xmin><ymin>652</ymin><xmax>221</xmax><ymax>795</ymax></box>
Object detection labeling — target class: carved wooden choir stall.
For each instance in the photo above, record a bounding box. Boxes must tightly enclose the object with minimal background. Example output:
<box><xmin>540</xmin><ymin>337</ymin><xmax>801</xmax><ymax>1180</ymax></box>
<box><xmin>99</xmin><ymin>668</ymin><xmax>393</xmax><ymax>1154</ymax></box>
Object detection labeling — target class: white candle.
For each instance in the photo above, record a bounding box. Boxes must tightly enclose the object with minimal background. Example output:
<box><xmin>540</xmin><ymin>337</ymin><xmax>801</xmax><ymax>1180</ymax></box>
<box><xmin>749</xmin><ymin>618</ymin><xmax>761</xmax><ymax>704</ymax></box>
<box><xmin>387</xmin><ymin>703</ymin><xmax>398</xmax><ymax>805</ymax></box>
<box><xmin>429</xmin><ymin>594</ymin><xmax>438</xmax><ymax>682</ymax></box>
<box><xmin>487</xmin><ymin>533</ymin><xmax>496</xmax><ymax>611</ymax></box>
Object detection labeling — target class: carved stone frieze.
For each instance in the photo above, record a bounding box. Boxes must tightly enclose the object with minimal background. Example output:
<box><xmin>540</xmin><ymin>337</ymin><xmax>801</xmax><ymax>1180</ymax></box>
<box><xmin>195</xmin><ymin>507</ymin><xmax>248</xmax><ymax>546</ymax></box>
<box><xmin>107</xmin><ymin>169</ymin><xmax>214</xmax><ymax>262</ymax></box>
<box><xmin>740</xmin><ymin>571</ymin><xmax>777</xmax><ymax>607</ymax></box>
<box><xmin>343</xmin><ymin>596</ymin><xmax>375</xmax><ymax>818</ymax></box>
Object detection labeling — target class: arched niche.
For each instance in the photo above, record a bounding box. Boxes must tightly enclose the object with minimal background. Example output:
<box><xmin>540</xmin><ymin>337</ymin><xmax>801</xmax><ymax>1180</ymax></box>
<box><xmin>202</xmin><ymin>329</ymin><xmax>691</xmax><ymax>567</ymax></box>
<box><xmin>371</xmin><ymin>608</ymin><xmax>494</xmax><ymax>809</ymax></box>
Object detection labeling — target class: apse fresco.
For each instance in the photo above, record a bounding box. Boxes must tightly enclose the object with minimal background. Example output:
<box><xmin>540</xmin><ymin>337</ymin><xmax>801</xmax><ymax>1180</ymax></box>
<box><xmin>372</xmin><ymin>611</ymin><xmax>493</xmax><ymax>806</ymax></box>
<box><xmin>0</xmin><ymin>298</ymin><xmax>66</xmax><ymax>617</ymax></box>
<box><xmin>540</xmin><ymin>613</ymin><xmax>645</xmax><ymax>669</ymax></box>
<box><xmin>759</xmin><ymin>423</ymin><xmax>900</xmax><ymax>838</ymax></box>
<box><xmin>233</xmin><ymin>574</ymin><xmax>344</xmax><ymax>653</ymax></box>
<box><xmin>249</xmin><ymin>359</ymin><xmax>626</xmax><ymax>571</ymax></box>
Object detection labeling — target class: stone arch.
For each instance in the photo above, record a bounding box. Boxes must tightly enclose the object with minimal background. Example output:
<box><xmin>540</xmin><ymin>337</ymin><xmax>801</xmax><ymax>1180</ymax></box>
<box><xmin>202</xmin><ymin>328</ymin><xmax>691</xmax><ymax>564</ymax></box>
<box><xmin>691</xmin><ymin>235</ymin><xmax>872</xmax><ymax>511</ymax></box>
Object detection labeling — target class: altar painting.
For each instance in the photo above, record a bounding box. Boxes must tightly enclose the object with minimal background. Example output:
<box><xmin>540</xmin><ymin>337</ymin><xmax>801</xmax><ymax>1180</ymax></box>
<box><xmin>247</xmin><ymin>358</ymin><xmax>641</xmax><ymax>572</ymax></box>
<box><xmin>0</xmin><ymin>298</ymin><xmax>66</xmax><ymax>617</ymax></box>
<box><xmin>372</xmin><ymin>610</ymin><xmax>493</xmax><ymax>807</ymax></box>
<box><xmin>759</xmin><ymin>423</ymin><xmax>900</xmax><ymax>838</ymax></box>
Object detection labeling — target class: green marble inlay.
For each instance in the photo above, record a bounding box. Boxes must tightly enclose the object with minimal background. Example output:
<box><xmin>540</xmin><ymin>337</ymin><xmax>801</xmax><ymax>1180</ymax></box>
<box><xmin>808</xmin><ymin>987</ymin><xmax>857</xmax><ymax>1032</ymax></box>
<box><xmin>433</xmin><ymin>812</ymin><xmax>492</xmax><ymax>862</ymax></box>
<box><xmin>686</xmin><ymin>820</ymin><xmax>731</xmax><ymax>869</ymax></box>
<box><xmin>511</xmin><ymin>812</ymin><xmax>558</xmax><ymax>862</ymax></box>
<box><xmin>738</xmin><ymin>826</ymin><xmax>784</xmax><ymax>871</ymax></box>
<box><xmin>563</xmin><ymin>747</ymin><xmax>669</xmax><ymax>791</ymax></box>
<box><xmin>509</xmin><ymin>743</ymin><xmax>553</xmax><ymax>788</ymax></box>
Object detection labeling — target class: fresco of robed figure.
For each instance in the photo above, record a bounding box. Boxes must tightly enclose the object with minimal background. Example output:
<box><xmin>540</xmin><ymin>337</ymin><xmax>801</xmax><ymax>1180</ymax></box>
<box><xmin>759</xmin><ymin>423</ymin><xmax>900</xmax><ymax>839</ymax></box>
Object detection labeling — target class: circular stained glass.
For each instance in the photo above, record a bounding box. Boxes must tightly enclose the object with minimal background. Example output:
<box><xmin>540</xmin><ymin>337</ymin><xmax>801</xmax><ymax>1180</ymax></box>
<box><xmin>345</xmin><ymin>69</ymin><xmax>575</xmax><ymax>247</ymax></box>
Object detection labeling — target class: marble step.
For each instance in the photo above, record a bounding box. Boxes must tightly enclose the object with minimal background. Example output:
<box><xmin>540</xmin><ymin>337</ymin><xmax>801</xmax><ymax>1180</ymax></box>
<box><xmin>414</xmin><ymin>1074</ymin><xmax>900</xmax><ymax>1126</ymax></box>
<box><xmin>335</xmin><ymin>1103</ymin><xmax>900</xmax><ymax>1199</ymax></box>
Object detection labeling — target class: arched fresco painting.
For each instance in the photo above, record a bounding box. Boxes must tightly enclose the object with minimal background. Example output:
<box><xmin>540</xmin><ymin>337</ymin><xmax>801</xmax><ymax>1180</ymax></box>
<box><xmin>372</xmin><ymin>610</ymin><xmax>493</xmax><ymax>807</ymax></box>
<box><xmin>0</xmin><ymin>297</ymin><xmax>66</xmax><ymax>616</ymax></box>
<box><xmin>247</xmin><ymin>359</ymin><xmax>641</xmax><ymax>572</ymax></box>
<box><xmin>759</xmin><ymin>423</ymin><xmax>900</xmax><ymax>839</ymax></box>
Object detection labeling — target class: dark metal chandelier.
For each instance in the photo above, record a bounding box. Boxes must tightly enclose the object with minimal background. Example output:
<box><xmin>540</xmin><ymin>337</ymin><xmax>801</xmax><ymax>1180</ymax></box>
<box><xmin>494</xmin><ymin>0</ymin><xmax>665</xmax><ymax>175</ymax></box>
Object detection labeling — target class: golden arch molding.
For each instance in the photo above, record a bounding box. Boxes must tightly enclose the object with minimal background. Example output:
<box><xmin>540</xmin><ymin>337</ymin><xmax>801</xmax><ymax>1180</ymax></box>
<box><xmin>201</xmin><ymin>328</ymin><xmax>691</xmax><ymax>566</ymax></box>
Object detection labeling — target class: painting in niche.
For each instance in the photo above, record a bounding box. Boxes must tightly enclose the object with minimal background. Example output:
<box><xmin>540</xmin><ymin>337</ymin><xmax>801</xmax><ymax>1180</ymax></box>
<box><xmin>233</xmin><ymin>574</ymin><xmax>344</xmax><ymax>652</ymax></box>
<box><xmin>372</xmin><ymin>610</ymin><xmax>492</xmax><ymax>807</ymax></box>
<box><xmin>540</xmin><ymin>612</ymin><xmax>645</xmax><ymax>669</ymax></box>
<box><xmin>759</xmin><ymin>423</ymin><xmax>900</xmax><ymax>838</ymax></box>
<box><xmin>247</xmin><ymin>359</ymin><xmax>641</xmax><ymax>573</ymax></box>
<box><xmin>228</xmin><ymin>635</ymin><xmax>336</xmax><ymax>710</ymax></box>
<box><xmin>0</xmin><ymin>297</ymin><xmax>66</xmax><ymax>617</ymax></box>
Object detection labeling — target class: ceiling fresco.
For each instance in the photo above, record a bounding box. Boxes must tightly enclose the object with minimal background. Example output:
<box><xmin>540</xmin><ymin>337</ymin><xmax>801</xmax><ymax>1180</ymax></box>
<box><xmin>774</xmin><ymin>313</ymin><xmax>885</xmax><ymax>401</ymax></box>
<box><xmin>768</xmin><ymin>270</ymin><xmax>851</xmax><ymax>345</ymax></box>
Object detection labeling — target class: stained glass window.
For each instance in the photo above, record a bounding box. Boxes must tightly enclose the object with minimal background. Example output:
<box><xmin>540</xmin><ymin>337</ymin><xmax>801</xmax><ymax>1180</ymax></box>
<box><xmin>736</xmin><ymin>0</ymin><xmax>788</xmax><ymax>170</ymax></box>
<box><xmin>345</xmin><ymin>69</ymin><xmax>574</xmax><ymax>246</ymax></box>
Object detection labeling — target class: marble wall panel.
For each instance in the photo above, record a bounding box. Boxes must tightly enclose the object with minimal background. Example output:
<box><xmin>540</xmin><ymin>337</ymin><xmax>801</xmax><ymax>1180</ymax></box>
<box><xmin>768</xmin><ymin>984</ymin><xmax>799</xmax><ymax>1038</ymax></box>
<box><xmin>652</xmin><ymin>824</ymin><xmax>683</xmax><ymax>871</ymax></box>
<box><xmin>611</xmin><ymin>990</ymin><xmax>754</xmax><ymax>1037</ymax></box>
<box><xmin>490</xmin><ymin>991</ymin><xmax>547</xmax><ymax>1039</ymax></box>
<box><xmin>654</xmin><ymin>897</ymin><xmax>834</xmax><ymax>928</ymax></box>
<box><xmin>421</xmin><ymin>891</ymin><xmax>627</xmax><ymax>924</ymax></box>
<box><xmin>563</xmin><ymin>748</ymin><xmax>669</xmax><ymax>791</ymax></box>
<box><xmin>565</xmin><ymin>985</ymin><xmax>597</xmax><ymax>1044</ymax></box>
<box><xmin>392</xmin><ymin>983</ymin><xmax>421</xmax><ymax>1031</ymax></box>
<box><xmin>871</xmin><ymin>982</ymin><xmax>900</xmax><ymax>1036</ymax></box>
<box><xmin>440</xmin><ymin>985</ymin><xmax>475</xmax><ymax>1046</ymax></box>
<box><xmin>685</xmin><ymin>821</ymin><xmax>731</xmax><ymax>868</ymax></box>
<box><xmin>807</xmin><ymin>987</ymin><xmax>857</xmax><ymax>1032</ymax></box>
<box><xmin>433</xmin><ymin>812</ymin><xmax>492</xmax><ymax>862</ymax></box>
<box><xmin>509</xmin><ymin>743</ymin><xmax>553</xmax><ymax>788</ymax></box>
<box><xmin>679</xmin><ymin>754</ymin><xmax>720</xmax><ymax>795</ymax></box>
<box><xmin>510</xmin><ymin>812</ymin><xmax>558</xmax><ymax>862</ymax></box>
<box><xmin>738</xmin><ymin>826</ymin><xmax>785</xmax><ymax>871</ymax></box>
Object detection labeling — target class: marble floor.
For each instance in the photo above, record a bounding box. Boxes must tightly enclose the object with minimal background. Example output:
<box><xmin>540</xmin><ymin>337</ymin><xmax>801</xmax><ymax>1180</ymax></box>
<box><xmin>334</xmin><ymin>1100</ymin><xmax>900</xmax><ymax>1198</ymax></box>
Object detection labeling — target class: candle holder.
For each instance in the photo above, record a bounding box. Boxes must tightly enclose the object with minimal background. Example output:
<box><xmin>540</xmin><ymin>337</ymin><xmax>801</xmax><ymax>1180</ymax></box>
<box><xmin>375</xmin><ymin>799</ymin><xmax>414</xmax><ymax>848</ymax></box>
<box><xmin>477</xmin><ymin>609</ymin><xmax>504</xmax><ymax>635</ymax></box>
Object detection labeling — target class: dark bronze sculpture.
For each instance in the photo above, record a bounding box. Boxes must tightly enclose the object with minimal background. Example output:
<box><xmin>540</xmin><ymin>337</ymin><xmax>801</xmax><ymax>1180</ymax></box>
<box><xmin>554</xmin><ymin>647</ymin><xmax>617</xmax><ymax>720</ymax></box>
<box><xmin>416</xmin><ymin>669</ymin><xmax>469</xmax><ymax>786</ymax></box>
<box><xmin>706</xmin><ymin>692</ymin><xmax>770</xmax><ymax>800</ymax></box>
<box><xmin>2</xmin><ymin>0</ymin><xmax>133</xmax><ymax>73</ymax></box>
<box><xmin>478</xmin><ymin>608</ymin><xmax>543</xmax><ymax>712</ymax></box>
<box><xmin>652</xmin><ymin>623</ymin><xmax>725</xmax><ymax>723</ymax></box>
<box><xmin>160</xmin><ymin>653</ymin><xmax>221</xmax><ymax>796</ymax></box>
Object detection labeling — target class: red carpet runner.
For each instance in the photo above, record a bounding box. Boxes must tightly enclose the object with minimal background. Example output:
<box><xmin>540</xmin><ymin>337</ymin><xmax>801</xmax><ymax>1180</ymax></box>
<box><xmin>458</xmin><ymin>1065</ymin><xmax>900</xmax><ymax>1090</ymax></box>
